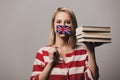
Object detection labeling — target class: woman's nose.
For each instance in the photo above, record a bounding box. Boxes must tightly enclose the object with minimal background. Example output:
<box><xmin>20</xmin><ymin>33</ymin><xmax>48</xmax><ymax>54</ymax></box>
<box><xmin>61</xmin><ymin>22</ymin><xmax>65</xmax><ymax>26</ymax></box>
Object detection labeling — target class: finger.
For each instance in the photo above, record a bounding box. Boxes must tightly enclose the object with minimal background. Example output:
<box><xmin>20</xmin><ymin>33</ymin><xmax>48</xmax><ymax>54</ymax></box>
<box><xmin>53</xmin><ymin>52</ymin><xmax>59</xmax><ymax>56</ymax></box>
<box><xmin>53</xmin><ymin>52</ymin><xmax>60</xmax><ymax>61</ymax></box>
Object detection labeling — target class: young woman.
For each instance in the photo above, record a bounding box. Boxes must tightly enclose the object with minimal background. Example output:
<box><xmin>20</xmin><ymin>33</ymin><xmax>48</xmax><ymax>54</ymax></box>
<box><xmin>30</xmin><ymin>7</ymin><xmax>99</xmax><ymax>80</ymax></box>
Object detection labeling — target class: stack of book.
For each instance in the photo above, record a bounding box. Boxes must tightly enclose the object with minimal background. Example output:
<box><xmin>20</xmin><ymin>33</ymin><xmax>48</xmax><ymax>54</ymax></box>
<box><xmin>76</xmin><ymin>26</ymin><xmax>111</xmax><ymax>46</ymax></box>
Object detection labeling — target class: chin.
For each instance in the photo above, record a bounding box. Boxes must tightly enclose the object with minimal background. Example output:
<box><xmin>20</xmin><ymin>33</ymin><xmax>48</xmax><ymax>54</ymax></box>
<box><xmin>59</xmin><ymin>34</ymin><xmax>70</xmax><ymax>38</ymax></box>
<box><xmin>59</xmin><ymin>34</ymin><xmax>66</xmax><ymax>37</ymax></box>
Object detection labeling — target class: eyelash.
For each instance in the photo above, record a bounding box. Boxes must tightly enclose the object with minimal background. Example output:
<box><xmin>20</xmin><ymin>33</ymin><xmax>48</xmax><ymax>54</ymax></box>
<box><xmin>56</xmin><ymin>21</ymin><xmax>71</xmax><ymax>24</ymax></box>
<box><xmin>56</xmin><ymin>21</ymin><xmax>61</xmax><ymax>24</ymax></box>
<box><xmin>66</xmin><ymin>21</ymin><xmax>71</xmax><ymax>24</ymax></box>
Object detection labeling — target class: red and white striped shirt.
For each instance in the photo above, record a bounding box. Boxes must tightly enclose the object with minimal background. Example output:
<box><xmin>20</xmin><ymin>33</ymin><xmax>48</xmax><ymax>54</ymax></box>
<box><xmin>30</xmin><ymin>45</ymin><xmax>93</xmax><ymax>80</ymax></box>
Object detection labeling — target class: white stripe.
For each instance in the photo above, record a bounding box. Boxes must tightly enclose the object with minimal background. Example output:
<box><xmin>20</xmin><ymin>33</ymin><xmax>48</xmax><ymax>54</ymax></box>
<box><xmin>85</xmin><ymin>68</ymin><xmax>93</xmax><ymax>80</ymax></box>
<box><xmin>50</xmin><ymin>66</ymin><xmax>85</xmax><ymax>75</ymax></box>
<box><xmin>43</xmin><ymin>54</ymin><xmax>87</xmax><ymax>63</ymax></box>
<box><xmin>31</xmin><ymin>71</ymin><xmax>41</xmax><ymax>76</ymax></box>
<box><xmin>34</xmin><ymin>58</ymin><xmax>45</xmax><ymax>65</ymax></box>
<box><xmin>44</xmin><ymin>56</ymin><xmax>49</xmax><ymax>62</ymax></box>
<box><xmin>66</xmin><ymin>54</ymin><xmax>87</xmax><ymax>63</ymax></box>
<box><xmin>38</xmin><ymin>46</ymin><xmax>50</xmax><ymax>53</ymax></box>
<box><xmin>75</xmin><ymin>45</ymin><xmax>86</xmax><ymax>50</ymax></box>
<box><xmin>69</xmin><ymin>66</ymin><xmax>85</xmax><ymax>75</ymax></box>
<box><xmin>76</xmin><ymin>43</ymin><xmax>87</xmax><ymax>50</ymax></box>
<box><xmin>51</xmin><ymin>68</ymin><xmax>68</xmax><ymax>75</ymax></box>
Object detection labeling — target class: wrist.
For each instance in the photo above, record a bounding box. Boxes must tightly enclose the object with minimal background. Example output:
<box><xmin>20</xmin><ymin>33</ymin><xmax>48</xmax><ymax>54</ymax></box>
<box><xmin>49</xmin><ymin>59</ymin><xmax>54</xmax><ymax>63</ymax></box>
<box><xmin>48</xmin><ymin>59</ymin><xmax>58</xmax><ymax>67</ymax></box>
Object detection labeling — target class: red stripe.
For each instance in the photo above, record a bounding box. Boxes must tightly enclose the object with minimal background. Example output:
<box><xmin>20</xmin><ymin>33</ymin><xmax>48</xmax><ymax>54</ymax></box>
<box><xmin>51</xmin><ymin>60</ymin><xmax>86</xmax><ymax>68</ymax></box>
<box><xmin>49</xmin><ymin>75</ymin><xmax>67</xmax><ymax>80</ymax></box>
<box><xmin>40</xmin><ymin>49</ymin><xmax>87</xmax><ymax>57</ymax></box>
<box><xmin>48</xmin><ymin>74</ymin><xmax>84</xmax><ymax>80</ymax></box>
<box><xmin>30</xmin><ymin>75</ymin><xmax>39</xmax><ymax>80</ymax></box>
<box><xmin>33</xmin><ymin>65</ymin><xmax>43</xmax><ymax>71</ymax></box>
<box><xmin>42</xmin><ymin>50</ymin><xmax>49</xmax><ymax>56</ymax></box>
<box><xmin>45</xmin><ymin>62</ymin><xmax>49</xmax><ymax>66</ymax></box>
<box><xmin>52</xmin><ymin>61</ymin><xmax>66</xmax><ymax>68</ymax></box>
<box><xmin>67</xmin><ymin>60</ymin><xmax>86</xmax><ymax>68</ymax></box>
<box><xmin>66</xmin><ymin>49</ymin><xmax>87</xmax><ymax>57</ymax></box>
<box><xmin>80</xmin><ymin>49</ymin><xmax>87</xmax><ymax>55</ymax></box>
<box><xmin>85</xmin><ymin>72</ymin><xmax>91</xmax><ymax>80</ymax></box>
<box><xmin>36</xmin><ymin>52</ymin><xmax>44</xmax><ymax>62</ymax></box>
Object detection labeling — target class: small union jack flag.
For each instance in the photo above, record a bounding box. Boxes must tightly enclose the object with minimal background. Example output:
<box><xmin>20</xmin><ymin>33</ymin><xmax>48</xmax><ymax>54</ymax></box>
<box><xmin>56</xmin><ymin>25</ymin><xmax>71</xmax><ymax>35</ymax></box>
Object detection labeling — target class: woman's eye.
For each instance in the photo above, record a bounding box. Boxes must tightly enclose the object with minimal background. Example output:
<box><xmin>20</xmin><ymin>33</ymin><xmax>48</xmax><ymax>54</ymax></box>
<box><xmin>65</xmin><ymin>21</ymin><xmax>71</xmax><ymax>24</ymax></box>
<box><xmin>56</xmin><ymin>20</ymin><xmax>61</xmax><ymax>24</ymax></box>
<box><xmin>66</xmin><ymin>21</ymin><xmax>71</xmax><ymax>24</ymax></box>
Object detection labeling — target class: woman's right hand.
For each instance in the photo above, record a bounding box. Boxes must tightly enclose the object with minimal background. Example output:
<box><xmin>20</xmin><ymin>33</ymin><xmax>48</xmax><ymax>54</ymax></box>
<box><xmin>48</xmin><ymin>46</ymin><xmax>60</xmax><ymax>63</ymax></box>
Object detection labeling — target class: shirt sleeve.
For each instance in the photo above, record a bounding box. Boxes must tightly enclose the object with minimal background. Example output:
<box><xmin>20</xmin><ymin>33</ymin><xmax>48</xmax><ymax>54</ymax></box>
<box><xmin>76</xmin><ymin>44</ymin><xmax>94</xmax><ymax>80</ymax></box>
<box><xmin>30</xmin><ymin>48</ymin><xmax>45</xmax><ymax>80</ymax></box>
<box><xmin>76</xmin><ymin>43</ymin><xmax>94</xmax><ymax>80</ymax></box>
<box><xmin>84</xmin><ymin>57</ymin><xmax>94</xmax><ymax>80</ymax></box>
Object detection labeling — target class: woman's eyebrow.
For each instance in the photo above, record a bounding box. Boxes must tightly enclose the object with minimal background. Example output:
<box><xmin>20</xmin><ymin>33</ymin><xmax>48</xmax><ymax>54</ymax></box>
<box><xmin>65</xmin><ymin>19</ymin><xmax>71</xmax><ymax>21</ymax></box>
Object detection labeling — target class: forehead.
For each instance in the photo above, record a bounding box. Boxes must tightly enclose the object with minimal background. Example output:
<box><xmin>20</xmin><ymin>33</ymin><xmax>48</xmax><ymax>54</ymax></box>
<box><xmin>55</xmin><ymin>12</ymin><xmax>71</xmax><ymax>20</ymax></box>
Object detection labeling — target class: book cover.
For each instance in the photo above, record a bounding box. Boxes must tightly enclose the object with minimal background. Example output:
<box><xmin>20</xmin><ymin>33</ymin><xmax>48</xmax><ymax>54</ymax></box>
<box><xmin>76</xmin><ymin>26</ymin><xmax>111</xmax><ymax>36</ymax></box>
<box><xmin>76</xmin><ymin>33</ymin><xmax>111</xmax><ymax>39</ymax></box>
<box><xmin>77</xmin><ymin>38</ymin><xmax>111</xmax><ymax>43</ymax></box>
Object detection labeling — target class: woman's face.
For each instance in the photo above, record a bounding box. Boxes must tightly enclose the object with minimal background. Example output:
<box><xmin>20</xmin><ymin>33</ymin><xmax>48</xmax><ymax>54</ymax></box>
<box><xmin>54</xmin><ymin>12</ymin><xmax>73</xmax><ymax>37</ymax></box>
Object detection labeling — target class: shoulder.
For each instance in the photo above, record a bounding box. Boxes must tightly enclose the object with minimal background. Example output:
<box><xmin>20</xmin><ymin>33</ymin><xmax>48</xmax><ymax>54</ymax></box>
<box><xmin>75</xmin><ymin>42</ymin><xmax>87</xmax><ymax>50</ymax></box>
<box><xmin>74</xmin><ymin>43</ymin><xmax>88</xmax><ymax>55</ymax></box>
<box><xmin>37</xmin><ymin>45</ymin><xmax>51</xmax><ymax>53</ymax></box>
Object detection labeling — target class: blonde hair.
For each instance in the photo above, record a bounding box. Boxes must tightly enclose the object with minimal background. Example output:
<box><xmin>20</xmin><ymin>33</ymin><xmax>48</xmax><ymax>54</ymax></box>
<box><xmin>48</xmin><ymin>7</ymin><xmax>78</xmax><ymax>48</ymax></box>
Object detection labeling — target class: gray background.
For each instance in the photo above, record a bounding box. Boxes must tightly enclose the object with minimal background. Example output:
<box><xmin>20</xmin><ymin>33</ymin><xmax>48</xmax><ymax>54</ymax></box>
<box><xmin>0</xmin><ymin>0</ymin><xmax>120</xmax><ymax>80</ymax></box>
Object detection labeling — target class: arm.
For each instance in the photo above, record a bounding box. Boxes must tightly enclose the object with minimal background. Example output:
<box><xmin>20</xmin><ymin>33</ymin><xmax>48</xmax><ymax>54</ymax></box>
<box><xmin>38</xmin><ymin>60</ymin><xmax>54</xmax><ymax>80</ymax></box>
<box><xmin>84</xmin><ymin>42</ymin><xmax>99</xmax><ymax>80</ymax></box>
<box><xmin>39</xmin><ymin>46</ymin><xmax>59</xmax><ymax>80</ymax></box>
<box><xmin>30</xmin><ymin>46</ymin><xmax>59</xmax><ymax>80</ymax></box>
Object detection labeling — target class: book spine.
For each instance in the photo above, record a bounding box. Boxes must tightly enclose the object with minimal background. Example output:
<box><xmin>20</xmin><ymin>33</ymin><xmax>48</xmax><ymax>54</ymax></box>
<box><xmin>76</xmin><ymin>26</ymin><xmax>111</xmax><ymax>35</ymax></box>
<box><xmin>76</xmin><ymin>34</ymin><xmax>111</xmax><ymax>39</ymax></box>
<box><xmin>77</xmin><ymin>38</ymin><xmax>111</xmax><ymax>43</ymax></box>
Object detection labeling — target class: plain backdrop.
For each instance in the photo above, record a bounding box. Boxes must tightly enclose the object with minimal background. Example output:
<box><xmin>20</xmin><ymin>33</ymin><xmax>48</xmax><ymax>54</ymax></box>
<box><xmin>0</xmin><ymin>0</ymin><xmax>120</xmax><ymax>80</ymax></box>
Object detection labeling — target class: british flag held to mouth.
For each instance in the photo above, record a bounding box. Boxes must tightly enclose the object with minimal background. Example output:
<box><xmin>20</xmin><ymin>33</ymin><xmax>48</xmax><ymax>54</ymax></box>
<box><xmin>56</xmin><ymin>25</ymin><xmax>71</xmax><ymax>35</ymax></box>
